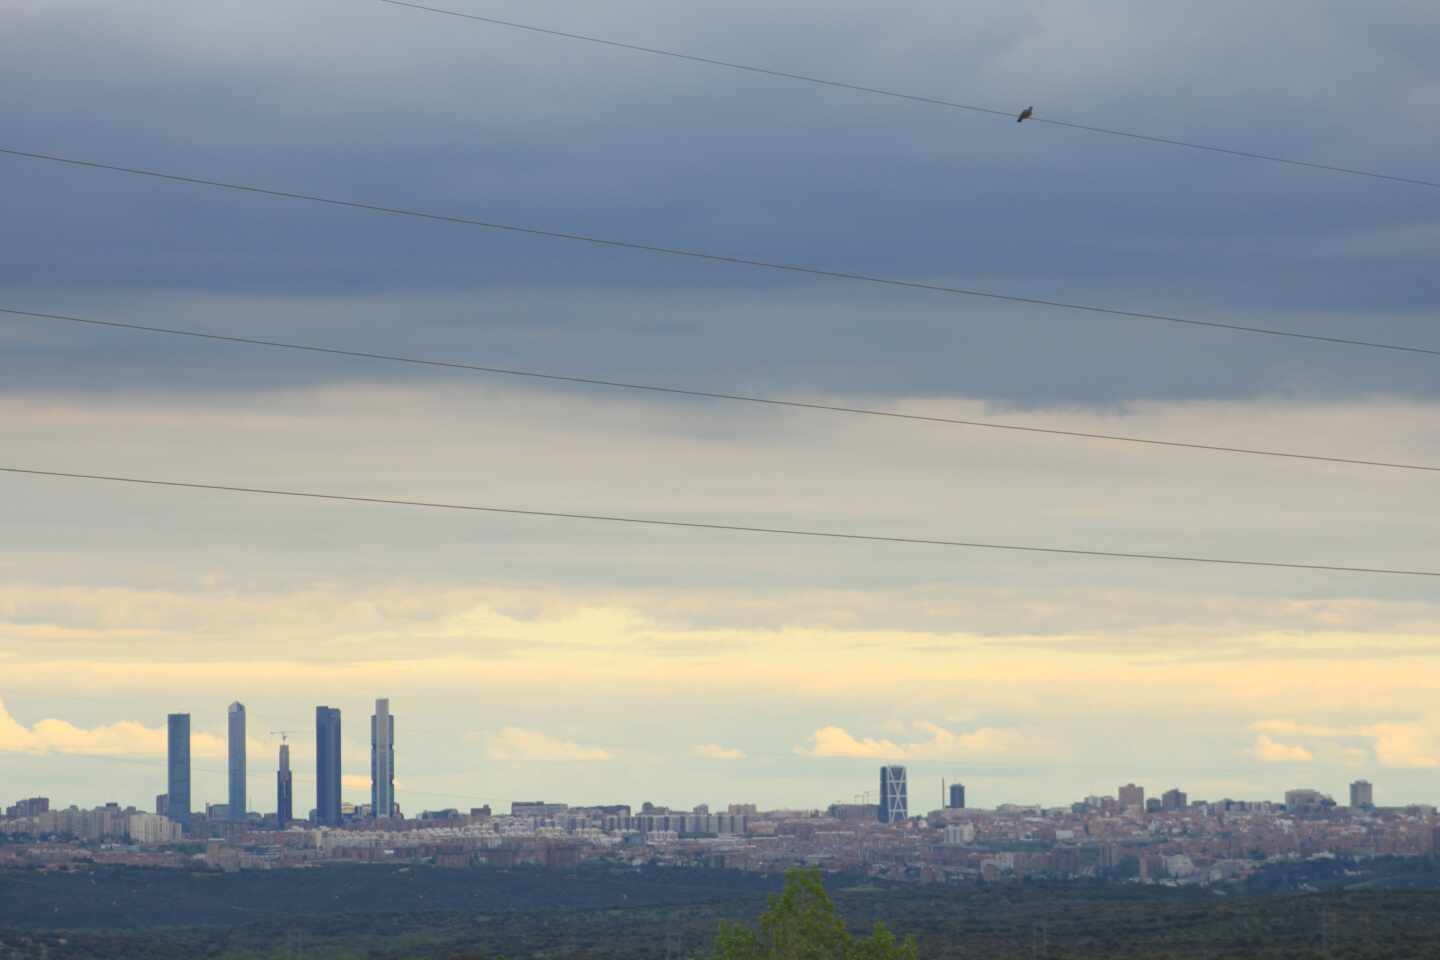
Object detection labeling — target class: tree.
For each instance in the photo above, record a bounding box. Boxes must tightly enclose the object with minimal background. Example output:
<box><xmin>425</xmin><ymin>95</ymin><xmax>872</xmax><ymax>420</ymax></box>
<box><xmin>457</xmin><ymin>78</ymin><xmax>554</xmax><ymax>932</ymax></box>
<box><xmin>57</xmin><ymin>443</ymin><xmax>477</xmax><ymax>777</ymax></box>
<box><xmin>711</xmin><ymin>868</ymin><xmax>918</xmax><ymax>960</ymax></box>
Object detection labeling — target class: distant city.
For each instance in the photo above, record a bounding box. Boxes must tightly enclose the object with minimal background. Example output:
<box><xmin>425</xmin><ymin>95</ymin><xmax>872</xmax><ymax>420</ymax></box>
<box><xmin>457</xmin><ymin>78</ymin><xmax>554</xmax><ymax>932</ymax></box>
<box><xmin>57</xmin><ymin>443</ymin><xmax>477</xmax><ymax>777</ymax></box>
<box><xmin>2</xmin><ymin>698</ymin><xmax>1432</xmax><ymax>886</ymax></box>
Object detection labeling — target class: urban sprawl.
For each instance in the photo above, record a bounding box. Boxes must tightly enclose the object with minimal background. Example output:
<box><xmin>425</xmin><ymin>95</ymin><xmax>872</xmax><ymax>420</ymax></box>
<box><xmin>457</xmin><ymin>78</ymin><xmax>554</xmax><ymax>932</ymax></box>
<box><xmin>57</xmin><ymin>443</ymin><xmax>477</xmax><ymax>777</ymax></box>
<box><xmin>4</xmin><ymin>699</ymin><xmax>1434</xmax><ymax>886</ymax></box>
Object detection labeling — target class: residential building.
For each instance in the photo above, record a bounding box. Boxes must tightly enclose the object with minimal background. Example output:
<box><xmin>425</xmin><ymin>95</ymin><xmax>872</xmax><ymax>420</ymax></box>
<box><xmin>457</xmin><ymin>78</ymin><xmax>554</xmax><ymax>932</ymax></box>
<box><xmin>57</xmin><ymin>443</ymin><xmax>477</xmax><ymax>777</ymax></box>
<box><xmin>4</xmin><ymin>798</ymin><xmax>48</xmax><ymax>819</ymax></box>
<box><xmin>1118</xmin><ymin>783</ymin><xmax>1144</xmax><ymax>811</ymax></box>
<box><xmin>127</xmin><ymin>812</ymin><xmax>181</xmax><ymax>845</ymax></box>
<box><xmin>1162</xmin><ymin>788</ymin><xmax>1187</xmax><ymax>811</ymax></box>
<box><xmin>1350</xmin><ymin>779</ymin><xmax>1374</xmax><ymax>809</ymax></box>
<box><xmin>943</xmin><ymin>822</ymin><xmax>976</xmax><ymax>844</ymax></box>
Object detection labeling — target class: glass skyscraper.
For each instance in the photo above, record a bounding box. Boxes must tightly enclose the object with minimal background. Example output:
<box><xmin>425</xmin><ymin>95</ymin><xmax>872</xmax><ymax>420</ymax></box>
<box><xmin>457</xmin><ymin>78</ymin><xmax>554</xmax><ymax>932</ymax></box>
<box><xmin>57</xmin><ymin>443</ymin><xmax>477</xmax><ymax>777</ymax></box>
<box><xmin>166</xmin><ymin>713</ymin><xmax>191</xmax><ymax>828</ymax></box>
<box><xmin>371</xmin><ymin>698</ymin><xmax>395</xmax><ymax>819</ymax></box>
<box><xmin>879</xmin><ymin>764</ymin><xmax>908</xmax><ymax>823</ymax></box>
<box><xmin>276</xmin><ymin>741</ymin><xmax>293</xmax><ymax>827</ymax></box>
<box><xmin>315</xmin><ymin>706</ymin><xmax>342</xmax><ymax>826</ymax></box>
<box><xmin>227</xmin><ymin>701</ymin><xmax>246</xmax><ymax>821</ymax></box>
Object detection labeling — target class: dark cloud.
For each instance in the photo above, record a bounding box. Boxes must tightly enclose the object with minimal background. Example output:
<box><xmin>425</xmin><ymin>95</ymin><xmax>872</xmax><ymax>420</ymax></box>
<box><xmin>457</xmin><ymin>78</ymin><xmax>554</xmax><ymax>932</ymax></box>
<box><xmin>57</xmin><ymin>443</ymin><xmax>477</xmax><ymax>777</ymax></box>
<box><xmin>3</xmin><ymin>0</ymin><xmax>1439</xmax><ymax>407</ymax></box>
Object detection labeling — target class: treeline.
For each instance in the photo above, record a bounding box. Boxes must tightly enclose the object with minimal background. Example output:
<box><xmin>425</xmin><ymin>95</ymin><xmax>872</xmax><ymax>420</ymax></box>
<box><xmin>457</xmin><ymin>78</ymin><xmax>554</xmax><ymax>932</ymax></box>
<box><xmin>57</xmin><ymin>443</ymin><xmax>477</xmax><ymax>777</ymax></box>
<box><xmin>9</xmin><ymin>863</ymin><xmax>1440</xmax><ymax>958</ymax></box>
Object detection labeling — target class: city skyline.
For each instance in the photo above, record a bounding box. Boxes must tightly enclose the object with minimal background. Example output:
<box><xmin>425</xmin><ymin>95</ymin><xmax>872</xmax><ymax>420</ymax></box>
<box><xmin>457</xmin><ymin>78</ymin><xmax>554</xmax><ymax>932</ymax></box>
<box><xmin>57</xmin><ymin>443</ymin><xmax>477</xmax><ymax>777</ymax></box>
<box><xmin>2</xmin><ymin>692</ymin><xmax>1430</xmax><ymax>817</ymax></box>
<box><xmin>1</xmin><ymin>772</ymin><xmax>1402</xmax><ymax>835</ymax></box>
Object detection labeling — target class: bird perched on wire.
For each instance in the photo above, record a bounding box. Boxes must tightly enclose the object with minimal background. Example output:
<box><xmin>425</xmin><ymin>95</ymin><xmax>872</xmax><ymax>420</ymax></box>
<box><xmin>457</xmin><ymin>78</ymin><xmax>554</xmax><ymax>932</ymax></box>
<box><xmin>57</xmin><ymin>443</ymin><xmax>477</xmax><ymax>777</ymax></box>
<box><xmin>1017</xmin><ymin>106</ymin><xmax>1034</xmax><ymax>123</ymax></box>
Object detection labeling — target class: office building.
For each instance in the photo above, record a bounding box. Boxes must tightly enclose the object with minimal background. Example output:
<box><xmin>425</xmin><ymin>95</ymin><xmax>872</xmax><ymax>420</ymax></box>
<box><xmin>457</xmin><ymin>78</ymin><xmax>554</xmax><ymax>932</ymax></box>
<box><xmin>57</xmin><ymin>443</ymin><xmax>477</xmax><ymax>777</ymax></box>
<box><xmin>315</xmin><ymin>706</ymin><xmax>342</xmax><ymax>826</ymax></box>
<box><xmin>879</xmin><ymin>765</ymin><xmax>908</xmax><ymax>823</ymax></box>
<box><xmin>166</xmin><ymin>714</ymin><xmax>191</xmax><ymax>828</ymax></box>
<box><xmin>1161</xmin><ymin>788</ymin><xmax>1187</xmax><ymax>811</ymax></box>
<box><xmin>1350</xmin><ymin>779</ymin><xmax>1374</xmax><ymax>809</ymax></box>
<box><xmin>1118</xmin><ymin>783</ymin><xmax>1144</xmax><ymax>811</ymax></box>
<box><xmin>371</xmin><ymin>698</ymin><xmax>395</xmax><ymax>819</ymax></box>
<box><xmin>948</xmin><ymin>783</ymin><xmax>966</xmax><ymax>809</ymax></box>
<box><xmin>227</xmin><ymin>701</ymin><xmax>246</xmax><ymax>821</ymax></box>
<box><xmin>276</xmin><ymin>741</ymin><xmax>293</xmax><ymax>827</ymax></box>
<box><xmin>1284</xmin><ymin>788</ymin><xmax>1333</xmax><ymax>814</ymax></box>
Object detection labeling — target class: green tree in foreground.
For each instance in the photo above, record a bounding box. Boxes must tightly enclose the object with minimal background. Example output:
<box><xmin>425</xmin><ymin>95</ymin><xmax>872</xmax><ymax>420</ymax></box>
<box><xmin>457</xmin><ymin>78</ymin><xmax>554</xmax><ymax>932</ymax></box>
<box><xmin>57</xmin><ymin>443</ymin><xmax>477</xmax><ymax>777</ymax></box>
<box><xmin>712</xmin><ymin>868</ymin><xmax>919</xmax><ymax>960</ymax></box>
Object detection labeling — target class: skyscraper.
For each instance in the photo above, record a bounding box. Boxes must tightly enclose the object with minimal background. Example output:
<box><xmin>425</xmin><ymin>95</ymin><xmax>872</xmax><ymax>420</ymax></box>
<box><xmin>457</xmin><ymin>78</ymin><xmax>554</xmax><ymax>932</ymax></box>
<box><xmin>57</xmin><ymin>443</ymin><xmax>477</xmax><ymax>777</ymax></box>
<box><xmin>371</xmin><ymin>698</ymin><xmax>395</xmax><ymax>819</ymax></box>
<box><xmin>1118</xmin><ymin>783</ymin><xmax>1145</xmax><ymax>811</ymax></box>
<box><xmin>948</xmin><ymin>782</ymin><xmax>966</xmax><ymax>810</ymax></box>
<box><xmin>276</xmin><ymin>740</ymin><xmax>293</xmax><ymax>827</ymax></box>
<box><xmin>1350</xmin><ymin>779</ymin><xmax>1374</xmax><ymax>809</ymax></box>
<box><xmin>315</xmin><ymin>706</ymin><xmax>342</xmax><ymax>826</ymax></box>
<box><xmin>1161</xmin><ymin>788</ymin><xmax>1187</xmax><ymax>811</ymax></box>
<box><xmin>166</xmin><ymin>713</ymin><xmax>191</xmax><ymax>828</ymax></box>
<box><xmin>879</xmin><ymin>765</ymin><xmax>908</xmax><ymax>823</ymax></box>
<box><xmin>227</xmin><ymin>701</ymin><xmax>246</xmax><ymax>821</ymax></box>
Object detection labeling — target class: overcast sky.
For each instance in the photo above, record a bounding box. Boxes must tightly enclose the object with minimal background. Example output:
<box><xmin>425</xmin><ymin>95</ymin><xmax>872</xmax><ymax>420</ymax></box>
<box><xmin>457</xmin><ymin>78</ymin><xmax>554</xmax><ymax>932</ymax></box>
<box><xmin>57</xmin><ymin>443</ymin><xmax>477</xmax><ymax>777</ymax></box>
<box><xmin>3</xmin><ymin>0</ymin><xmax>1440</xmax><ymax>815</ymax></box>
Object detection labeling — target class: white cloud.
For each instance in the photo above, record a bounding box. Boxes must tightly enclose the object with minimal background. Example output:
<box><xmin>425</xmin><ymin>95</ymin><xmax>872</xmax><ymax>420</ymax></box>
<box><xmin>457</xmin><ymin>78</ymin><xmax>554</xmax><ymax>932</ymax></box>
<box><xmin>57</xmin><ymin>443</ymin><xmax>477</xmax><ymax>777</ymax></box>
<box><xmin>342</xmin><ymin>773</ymin><xmax>387</xmax><ymax>792</ymax></box>
<box><xmin>1250</xmin><ymin>734</ymin><xmax>1313</xmax><ymax>763</ymax></box>
<box><xmin>474</xmin><ymin>726</ymin><xmax>612</xmax><ymax>762</ymax></box>
<box><xmin>692</xmin><ymin>743</ymin><xmax>746</xmax><ymax>760</ymax></box>
<box><xmin>1367</xmin><ymin>723</ymin><xmax>1440</xmax><ymax>769</ymax></box>
<box><xmin>1250</xmin><ymin>719</ymin><xmax>1440</xmax><ymax>769</ymax></box>
<box><xmin>0</xmin><ymin>696</ymin><xmax>237</xmax><ymax>759</ymax></box>
<box><xmin>795</xmin><ymin>721</ymin><xmax>1040</xmax><ymax>760</ymax></box>
<box><xmin>796</xmin><ymin>726</ymin><xmax>903</xmax><ymax>759</ymax></box>
<box><xmin>1252</xmin><ymin>720</ymin><xmax>1355</xmax><ymax>738</ymax></box>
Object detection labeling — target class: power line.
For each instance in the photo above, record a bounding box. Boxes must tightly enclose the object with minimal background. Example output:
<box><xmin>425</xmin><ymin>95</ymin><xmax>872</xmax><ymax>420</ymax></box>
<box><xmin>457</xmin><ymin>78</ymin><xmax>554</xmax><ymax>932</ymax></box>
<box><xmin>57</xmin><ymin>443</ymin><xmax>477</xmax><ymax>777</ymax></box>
<box><xmin>373</xmin><ymin>0</ymin><xmax>1440</xmax><ymax>192</ymax></box>
<box><xmin>2</xmin><ymin>465</ymin><xmax>1437</xmax><ymax>578</ymax></box>
<box><xmin>3</xmin><ymin>146</ymin><xmax>1439</xmax><ymax>359</ymax></box>
<box><xmin>2</xmin><ymin>154</ymin><xmax>1440</xmax><ymax>368</ymax></box>
<box><xmin>6</xmin><ymin>304</ymin><xmax>1439</xmax><ymax>476</ymax></box>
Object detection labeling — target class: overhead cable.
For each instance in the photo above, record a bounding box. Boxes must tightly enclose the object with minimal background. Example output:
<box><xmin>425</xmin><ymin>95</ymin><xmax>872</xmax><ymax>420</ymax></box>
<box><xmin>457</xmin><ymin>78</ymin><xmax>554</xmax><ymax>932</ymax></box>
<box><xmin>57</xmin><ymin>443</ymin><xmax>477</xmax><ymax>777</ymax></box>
<box><xmin>373</xmin><ymin>0</ymin><xmax>1440</xmax><ymax>191</ymax></box>
<box><xmin>2</xmin><ymin>146</ymin><xmax>1437</xmax><ymax>359</ymax></box>
<box><xmin>2</xmin><ymin>465</ymin><xmax>1437</xmax><ymax>578</ymax></box>
<box><xmin>5</xmin><ymin>305</ymin><xmax>1438</xmax><ymax>475</ymax></box>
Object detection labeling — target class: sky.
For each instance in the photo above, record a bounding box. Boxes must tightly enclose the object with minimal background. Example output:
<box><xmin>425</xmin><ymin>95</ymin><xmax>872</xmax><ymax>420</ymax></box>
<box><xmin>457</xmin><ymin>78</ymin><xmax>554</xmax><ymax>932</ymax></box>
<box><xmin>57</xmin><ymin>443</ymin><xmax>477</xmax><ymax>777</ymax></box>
<box><xmin>2</xmin><ymin>0</ymin><xmax>1440</xmax><ymax>816</ymax></box>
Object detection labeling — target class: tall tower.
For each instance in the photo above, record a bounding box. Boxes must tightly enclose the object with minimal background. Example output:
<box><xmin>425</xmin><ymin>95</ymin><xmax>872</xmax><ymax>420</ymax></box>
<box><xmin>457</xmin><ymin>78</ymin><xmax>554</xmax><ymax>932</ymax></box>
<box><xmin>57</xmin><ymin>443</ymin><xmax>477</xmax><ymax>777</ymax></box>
<box><xmin>315</xmin><ymin>706</ymin><xmax>342</xmax><ymax>826</ymax></box>
<box><xmin>371</xmin><ymin>698</ymin><xmax>395</xmax><ymax>819</ymax></box>
<box><xmin>276</xmin><ymin>740</ymin><xmax>293</xmax><ymax>827</ymax></box>
<box><xmin>227</xmin><ymin>702</ymin><xmax>247</xmax><ymax>821</ymax></box>
<box><xmin>166</xmin><ymin>713</ymin><xmax>191</xmax><ymax>828</ymax></box>
<box><xmin>878</xmin><ymin>765</ymin><xmax>908</xmax><ymax>823</ymax></box>
<box><xmin>948</xmin><ymin>783</ymin><xmax>966</xmax><ymax>810</ymax></box>
<box><xmin>1118</xmin><ymin>783</ymin><xmax>1145</xmax><ymax>811</ymax></box>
